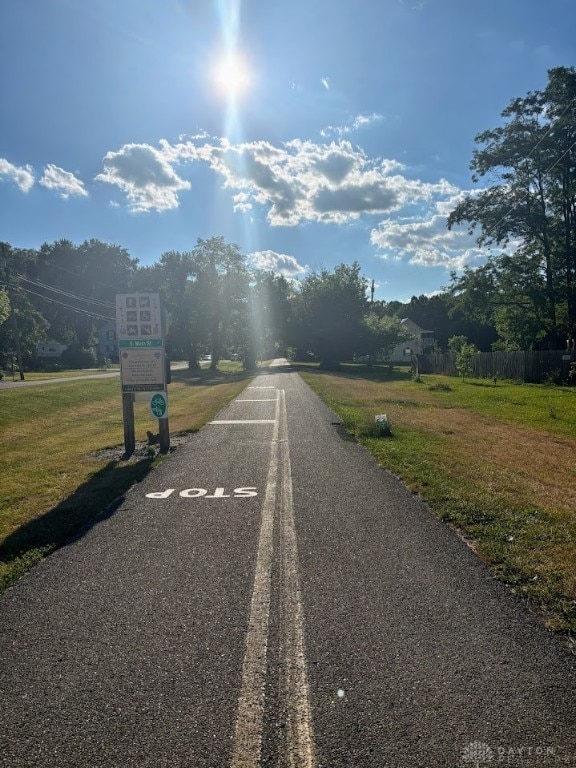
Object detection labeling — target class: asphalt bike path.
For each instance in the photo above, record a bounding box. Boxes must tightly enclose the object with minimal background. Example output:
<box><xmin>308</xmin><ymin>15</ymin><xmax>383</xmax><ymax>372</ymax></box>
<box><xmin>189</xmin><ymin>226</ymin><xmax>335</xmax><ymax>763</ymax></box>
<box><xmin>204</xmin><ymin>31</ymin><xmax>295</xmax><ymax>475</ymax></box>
<box><xmin>1</xmin><ymin>361</ymin><xmax>576</xmax><ymax>767</ymax></box>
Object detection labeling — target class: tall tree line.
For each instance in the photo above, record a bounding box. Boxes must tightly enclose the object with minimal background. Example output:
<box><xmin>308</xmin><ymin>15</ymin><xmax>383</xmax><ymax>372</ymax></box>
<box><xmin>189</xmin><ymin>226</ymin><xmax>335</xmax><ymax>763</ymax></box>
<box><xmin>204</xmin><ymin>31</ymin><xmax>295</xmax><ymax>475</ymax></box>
<box><xmin>448</xmin><ymin>66</ymin><xmax>576</xmax><ymax>349</ymax></box>
<box><xmin>0</xmin><ymin>236</ymin><xmax>429</xmax><ymax>371</ymax></box>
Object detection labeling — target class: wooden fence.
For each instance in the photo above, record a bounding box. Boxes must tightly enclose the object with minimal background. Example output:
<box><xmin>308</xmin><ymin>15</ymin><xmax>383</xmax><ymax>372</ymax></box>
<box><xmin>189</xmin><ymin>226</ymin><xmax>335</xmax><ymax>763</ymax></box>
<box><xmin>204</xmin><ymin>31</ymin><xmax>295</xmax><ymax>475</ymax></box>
<box><xmin>414</xmin><ymin>350</ymin><xmax>574</xmax><ymax>383</ymax></box>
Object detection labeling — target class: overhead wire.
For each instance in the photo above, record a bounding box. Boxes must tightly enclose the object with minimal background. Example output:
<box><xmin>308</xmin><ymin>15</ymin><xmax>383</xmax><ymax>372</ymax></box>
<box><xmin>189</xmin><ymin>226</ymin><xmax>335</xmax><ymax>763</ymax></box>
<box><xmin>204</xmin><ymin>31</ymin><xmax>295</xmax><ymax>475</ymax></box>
<box><xmin>17</xmin><ymin>285</ymin><xmax>114</xmax><ymax>322</ymax></box>
<box><xmin>36</xmin><ymin>258</ymin><xmax>132</xmax><ymax>294</ymax></box>
<box><xmin>15</xmin><ymin>273</ymin><xmax>116</xmax><ymax>309</ymax></box>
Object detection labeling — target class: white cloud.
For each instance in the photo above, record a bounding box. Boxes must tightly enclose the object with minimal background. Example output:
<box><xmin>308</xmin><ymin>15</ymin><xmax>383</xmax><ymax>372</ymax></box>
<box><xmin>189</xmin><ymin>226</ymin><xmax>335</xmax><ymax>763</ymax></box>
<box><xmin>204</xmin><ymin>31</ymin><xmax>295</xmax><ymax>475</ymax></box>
<box><xmin>165</xmin><ymin>135</ymin><xmax>450</xmax><ymax>226</ymax></box>
<box><xmin>249</xmin><ymin>250</ymin><xmax>308</xmax><ymax>277</ymax></box>
<box><xmin>370</xmin><ymin>211</ymin><xmax>486</xmax><ymax>270</ymax></box>
<box><xmin>39</xmin><ymin>164</ymin><xmax>88</xmax><ymax>198</ymax></box>
<box><xmin>321</xmin><ymin>77</ymin><xmax>330</xmax><ymax>90</ymax></box>
<box><xmin>95</xmin><ymin>143</ymin><xmax>191</xmax><ymax>212</ymax></box>
<box><xmin>232</xmin><ymin>192</ymin><xmax>252</xmax><ymax>212</ymax></box>
<box><xmin>93</xmin><ymin>134</ymin><xmax>486</xmax><ymax>274</ymax></box>
<box><xmin>0</xmin><ymin>158</ymin><xmax>34</xmax><ymax>192</ymax></box>
<box><xmin>320</xmin><ymin>113</ymin><xmax>383</xmax><ymax>138</ymax></box>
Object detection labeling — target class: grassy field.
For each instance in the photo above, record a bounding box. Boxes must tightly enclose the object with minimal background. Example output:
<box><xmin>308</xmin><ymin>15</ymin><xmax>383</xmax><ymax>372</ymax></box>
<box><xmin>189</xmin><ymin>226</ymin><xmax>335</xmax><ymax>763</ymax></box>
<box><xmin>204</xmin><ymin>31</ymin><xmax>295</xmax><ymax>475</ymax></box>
<box><xmin>297</xmin><ymin>364</ymin><xmax>576</xmax><ymax>634</ymax></box>
<box><xmin>0</xmin><ymin>367</ymin><xmax>120</xmax><ymax>381</ymax></box>
<box><xmin>0</xmin><ymin>364</ymin><xmax>249</xmax><ymax>591</ymax></box>
<box><xmin>3</xmin><ymin>361</ymin><xmax>576</xmax><ymax>636</ymax></box>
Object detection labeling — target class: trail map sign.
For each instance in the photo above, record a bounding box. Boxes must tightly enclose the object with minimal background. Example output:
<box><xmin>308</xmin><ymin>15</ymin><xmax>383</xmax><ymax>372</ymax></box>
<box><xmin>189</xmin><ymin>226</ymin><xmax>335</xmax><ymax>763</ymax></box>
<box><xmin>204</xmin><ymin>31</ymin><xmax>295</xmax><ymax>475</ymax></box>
<box><xmin>116</xmin><ymin>293</ymin><xmax>170</xmax><ymax>454</ymax></box>
<box><xmin>116</xmin><ymin>293</ymin><xmax>166</xmax><ymax>393</ymax></box>
<box><xmin>116</xmin><ymin>293</ymin><xmax>162</xmax><ymax>341</ymax></box>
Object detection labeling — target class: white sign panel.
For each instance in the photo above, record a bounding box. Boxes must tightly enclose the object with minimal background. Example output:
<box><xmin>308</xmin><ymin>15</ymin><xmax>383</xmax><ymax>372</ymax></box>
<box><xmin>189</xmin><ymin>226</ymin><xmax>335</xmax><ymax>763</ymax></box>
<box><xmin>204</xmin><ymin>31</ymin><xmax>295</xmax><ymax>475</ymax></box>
<box><xmin>120</xmin><ymin>348</ymin><xmax>165</xmax><ymax>392</ymax></box>
<box><xmin>116</xmin><ymin>293</ymin><xmax>162</xmax><ymax>341</ymax></box>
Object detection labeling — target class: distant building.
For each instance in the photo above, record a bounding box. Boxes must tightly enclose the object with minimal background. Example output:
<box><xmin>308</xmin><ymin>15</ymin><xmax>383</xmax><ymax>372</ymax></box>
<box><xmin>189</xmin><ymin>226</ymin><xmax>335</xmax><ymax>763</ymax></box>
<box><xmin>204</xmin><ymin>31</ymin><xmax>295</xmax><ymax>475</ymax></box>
<box><xmin>390</xmin><ymin>318</ymin><xmax>435</xmax><ymax>363</ymax></box>
<box><xmin>36</xmin><ymin>340</ymin><xmax>67</xmax><ymax>358</ymax></box>
<box><xmin>354</xmin><ymin>318</ymin><xmax>436</xmax><ymax>364</ymax></box>
<box><xmin>97</xmin><ymin>322</ymin><xmax>118</xmax><ymax>361</ymax></box>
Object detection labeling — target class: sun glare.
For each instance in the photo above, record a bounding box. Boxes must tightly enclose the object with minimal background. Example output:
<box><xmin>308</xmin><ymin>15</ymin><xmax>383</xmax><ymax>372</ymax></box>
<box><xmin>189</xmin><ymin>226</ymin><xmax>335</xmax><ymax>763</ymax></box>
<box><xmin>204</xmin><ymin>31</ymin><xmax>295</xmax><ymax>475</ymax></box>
<box><xmin>214</xmin><ymin>51</ymin><xmax>251</xmax><ymax>99</ymax></box>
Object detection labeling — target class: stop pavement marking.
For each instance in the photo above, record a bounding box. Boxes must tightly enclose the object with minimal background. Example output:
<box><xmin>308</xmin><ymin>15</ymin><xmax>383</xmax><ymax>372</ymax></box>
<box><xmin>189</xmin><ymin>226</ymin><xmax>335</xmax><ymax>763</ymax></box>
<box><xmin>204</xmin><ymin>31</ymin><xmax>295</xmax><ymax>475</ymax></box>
<box><xmin>145</xmin><ymin>487</ymin><xmax>258</xmax><ymax>498</ymax></box>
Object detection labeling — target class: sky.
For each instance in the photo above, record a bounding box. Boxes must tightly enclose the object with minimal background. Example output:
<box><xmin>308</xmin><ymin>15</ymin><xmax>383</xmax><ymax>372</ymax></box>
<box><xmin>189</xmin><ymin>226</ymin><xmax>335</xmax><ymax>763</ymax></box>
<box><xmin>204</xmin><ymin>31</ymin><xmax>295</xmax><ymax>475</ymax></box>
<box><xmin>1</xmin><ymin>0</ymin><xmax>574</xmax><ymax>302</ymax></box>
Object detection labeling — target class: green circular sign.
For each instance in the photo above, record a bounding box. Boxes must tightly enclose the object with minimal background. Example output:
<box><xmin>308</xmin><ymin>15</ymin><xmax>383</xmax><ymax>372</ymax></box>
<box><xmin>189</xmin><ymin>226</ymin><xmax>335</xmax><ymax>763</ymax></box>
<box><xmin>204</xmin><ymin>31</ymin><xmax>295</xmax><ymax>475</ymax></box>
<box><xmin>150</xmin><ymin>392</ymin><xmax>167</xmax><ymax>418</ymax></box>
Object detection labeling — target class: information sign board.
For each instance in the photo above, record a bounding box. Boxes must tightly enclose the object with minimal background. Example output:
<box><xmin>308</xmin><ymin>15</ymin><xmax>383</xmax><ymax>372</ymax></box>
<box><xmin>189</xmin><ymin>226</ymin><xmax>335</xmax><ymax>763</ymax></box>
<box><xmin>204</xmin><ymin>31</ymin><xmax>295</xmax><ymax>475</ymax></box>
<box><xmin>116</xmin><ymin>293</ymin><xmax>162</xmax><ymax>340</ymax></box>
<box><xmin>116</xmin><ymin>293</ymin><xmax>166</xmax><ymax>393</ymax></box>
<box><xmin>120</xmin><ymin>348</ymin><xmax>165</xmax><ymax>392</ymax></box>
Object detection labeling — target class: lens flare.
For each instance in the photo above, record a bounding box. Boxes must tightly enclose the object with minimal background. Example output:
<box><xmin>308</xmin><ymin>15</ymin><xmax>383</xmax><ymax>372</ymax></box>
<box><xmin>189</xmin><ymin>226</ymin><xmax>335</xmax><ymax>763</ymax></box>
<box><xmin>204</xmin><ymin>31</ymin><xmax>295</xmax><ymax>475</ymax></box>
<box><xmin>214</xmin><ymin>51</ymin><xmax>251</xmax><ymax>100</ymax></box>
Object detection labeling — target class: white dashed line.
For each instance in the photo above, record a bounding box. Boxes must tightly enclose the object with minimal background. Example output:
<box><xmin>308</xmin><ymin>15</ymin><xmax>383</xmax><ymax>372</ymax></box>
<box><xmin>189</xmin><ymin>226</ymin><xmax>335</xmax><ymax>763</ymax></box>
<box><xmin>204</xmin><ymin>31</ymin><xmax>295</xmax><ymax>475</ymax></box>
<box><xmin>210</xmin><ymin>420</ymin><xmax>276</xmax><ymax>425</ymax></box>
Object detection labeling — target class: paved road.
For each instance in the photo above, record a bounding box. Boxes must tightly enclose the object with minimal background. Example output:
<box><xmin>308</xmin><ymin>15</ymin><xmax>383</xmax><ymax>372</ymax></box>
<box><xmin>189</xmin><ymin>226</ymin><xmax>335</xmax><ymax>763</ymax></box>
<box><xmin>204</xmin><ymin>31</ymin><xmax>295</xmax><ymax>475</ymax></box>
<box><xmin>0</xmin><ymin>362</ymin><xmax>190</xmax><ymax>389</ymax></box>
<box><xmin>0</xmin><ymin>370</ymin><xmax>121</xmax><ymax>387</ymax></box>
<box><xmin>1</xmin><ymin>361</ymin><xmax>575</xmax><ymax>767</ymax></box>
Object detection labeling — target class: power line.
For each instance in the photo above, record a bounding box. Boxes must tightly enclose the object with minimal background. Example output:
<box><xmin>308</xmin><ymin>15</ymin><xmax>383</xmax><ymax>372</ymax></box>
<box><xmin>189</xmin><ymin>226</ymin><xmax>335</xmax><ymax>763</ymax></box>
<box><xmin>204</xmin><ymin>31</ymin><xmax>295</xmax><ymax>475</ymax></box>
<box><xmin>17</xmin><ymin>285</ymin><xmax>114</xmax><ymax>322</ymax></box>
<box><xmin>37</xmin><ymin>258</ymin><xmax>133</xmax><ymax>293</ymax></box>
<box><xmin>15</xmin><ymin>273</ymin><xmax>116</xmax><ymax>308</ymax></box>
<box><xmin>516</xmin><ymin>95</ymin><xmax>576</xmax><ymax>166</ymax></box>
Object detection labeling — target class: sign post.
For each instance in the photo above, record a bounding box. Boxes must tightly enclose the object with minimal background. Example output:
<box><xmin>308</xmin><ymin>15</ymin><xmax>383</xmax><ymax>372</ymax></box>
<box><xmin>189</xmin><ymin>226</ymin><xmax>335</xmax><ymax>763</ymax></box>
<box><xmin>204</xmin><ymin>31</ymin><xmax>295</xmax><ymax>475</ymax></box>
<box><xmin>116</xmin><ymin>293</ymin><xmax>170</xmax><ymax>455</ymax></box>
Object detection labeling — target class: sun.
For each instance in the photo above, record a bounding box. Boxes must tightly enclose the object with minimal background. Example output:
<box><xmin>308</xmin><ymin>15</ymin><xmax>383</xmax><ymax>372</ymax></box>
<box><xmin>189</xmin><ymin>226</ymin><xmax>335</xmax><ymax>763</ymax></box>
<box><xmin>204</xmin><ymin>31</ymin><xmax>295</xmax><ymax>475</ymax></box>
<box><xmin>214</xmin><ymin>51</ymin><xmax>252</xmax><ymax>99</ymax></box>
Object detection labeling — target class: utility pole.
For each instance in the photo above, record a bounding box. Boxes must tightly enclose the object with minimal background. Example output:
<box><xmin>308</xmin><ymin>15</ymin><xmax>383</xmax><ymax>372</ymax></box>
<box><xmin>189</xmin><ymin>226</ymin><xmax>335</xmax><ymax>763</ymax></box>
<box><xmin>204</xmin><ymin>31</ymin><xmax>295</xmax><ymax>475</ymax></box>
<box><xmin>0</xmin><ymin>243</ymin><xmax>25</xmax><ymax>381</ymax></box>
<box><xmin>371</xmin><ymin>279</ymin><xmax>375</xmax><ymax>304</ymax></box>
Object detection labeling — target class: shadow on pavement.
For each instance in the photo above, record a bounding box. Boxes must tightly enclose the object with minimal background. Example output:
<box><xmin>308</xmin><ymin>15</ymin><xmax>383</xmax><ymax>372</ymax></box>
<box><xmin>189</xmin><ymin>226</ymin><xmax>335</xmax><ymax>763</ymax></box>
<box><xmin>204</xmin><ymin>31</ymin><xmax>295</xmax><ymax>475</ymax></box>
<box><xmin>0</xmin><ymin>457</ymin><xmax>155</xmax><ymax>588</ymax></box>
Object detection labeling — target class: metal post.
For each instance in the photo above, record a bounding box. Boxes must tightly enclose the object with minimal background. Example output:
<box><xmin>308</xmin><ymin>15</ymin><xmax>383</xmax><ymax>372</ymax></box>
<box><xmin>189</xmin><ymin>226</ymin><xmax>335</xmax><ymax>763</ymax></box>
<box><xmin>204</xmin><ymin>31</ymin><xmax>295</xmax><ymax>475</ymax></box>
<box><xmin>122</xmin><ymin>392</ymin><xmax>136</xmax><ymax>457</ymax></box>
<box><xmin>158</xmin><ymin>416</ymin><xmax>170</xmax><ymax>453</ymax></box>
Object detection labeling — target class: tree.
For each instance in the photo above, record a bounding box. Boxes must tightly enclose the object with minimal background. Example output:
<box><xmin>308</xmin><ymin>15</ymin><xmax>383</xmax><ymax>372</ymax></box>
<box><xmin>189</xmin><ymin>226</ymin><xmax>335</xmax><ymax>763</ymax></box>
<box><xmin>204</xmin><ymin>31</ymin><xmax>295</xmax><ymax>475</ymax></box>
<box><xmin>250</xmin><ymin>271</ymin><xmax>294</xmax><ymax>361</ymax></box>
<box><xmin>143</xmin><ymin>251</ymin><xmax>200</xmax><ymax>366</ymax></box>
<box><xmin>448</xmin><ymin>67</ymin><xmax>576</xmax><ymax>348</ymax></box>
<box><xmin>34</xmin><ymin>239</ymin><xmax>137</xmax><ymax>348</ymax></box>
<box><xmin>0</xmin><ymin>244</ymin><xmax>49</xmax><ymax>368</ymax></box>
<box><xmin>362</xmin><ymin>313</ymin><xmax>411</xmax><ymax>365</ymax></box>
<box><xmin>292</xmin><ymin>262</ymin><xmax>368</xmax><ymax>367</ymax></box>
<box><xmin>0</xmin><ymin>288</ymin><xmax>9</xmax><ymax>328</ymax></box>
<box><xmin>448</xmin><ymin>335</ymin><xmax>478</xmax><ymax>379</ymax></box>
<box><xmin>191</xmin><ymin>237</ymin><xmax>250</xmax><ymax>369</ymax></box>
<box><xmin>131</xmin><ymin>238</ymin><xmax>253</xmax><ymax>370</ymax></box>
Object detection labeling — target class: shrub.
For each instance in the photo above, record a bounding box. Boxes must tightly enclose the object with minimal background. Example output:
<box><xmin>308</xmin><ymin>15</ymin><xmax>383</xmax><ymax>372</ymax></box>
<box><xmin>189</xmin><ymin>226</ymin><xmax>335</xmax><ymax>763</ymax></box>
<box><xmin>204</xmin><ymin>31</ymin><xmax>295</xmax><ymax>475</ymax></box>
<box><xmin>61</xmin><ymin>344</ymin><xmax>97</xmax><ymax>369</ymax></box>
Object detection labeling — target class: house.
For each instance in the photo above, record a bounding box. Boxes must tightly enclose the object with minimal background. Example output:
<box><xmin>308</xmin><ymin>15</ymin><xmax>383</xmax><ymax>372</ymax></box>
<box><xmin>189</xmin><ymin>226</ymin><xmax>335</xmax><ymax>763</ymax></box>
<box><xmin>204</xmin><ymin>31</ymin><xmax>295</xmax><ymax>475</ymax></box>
<box><xmin>97</xmin><ymin>322</ymin><xmax>118</xmax><ymax>362</ymax></box>
<box><xmin>390</xmin><ymin>318</ymin><xmax>435</xmax><ymax>363</ymax></box>
<box><xmin>36</xmin><ymin>340</ymin><xmax>67</xmax><ymax>358</ymax></box>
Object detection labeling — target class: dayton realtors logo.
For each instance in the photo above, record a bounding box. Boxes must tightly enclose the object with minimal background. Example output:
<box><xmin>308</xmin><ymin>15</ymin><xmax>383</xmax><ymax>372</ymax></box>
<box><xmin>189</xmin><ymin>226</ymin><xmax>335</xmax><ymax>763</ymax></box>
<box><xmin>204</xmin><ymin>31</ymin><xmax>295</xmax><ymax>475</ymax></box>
<box><xmin>461</xmin><ymin>740</ymin><xmax>559</xmax><ymax>765</ymax></box>
<box><xmin>461</xmin><ymin>742</ymin><xmax>494</xmax><ymax>766</ymax></box>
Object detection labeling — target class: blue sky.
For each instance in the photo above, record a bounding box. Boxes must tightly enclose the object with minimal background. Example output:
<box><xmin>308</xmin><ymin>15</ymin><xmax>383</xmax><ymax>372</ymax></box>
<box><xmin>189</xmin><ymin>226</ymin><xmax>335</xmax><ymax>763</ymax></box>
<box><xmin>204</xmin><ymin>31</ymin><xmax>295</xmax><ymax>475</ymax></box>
<box><xmin>1</xmin><ymin>0</ymin><xmax>574</xmax><ymax>301</ymax></box>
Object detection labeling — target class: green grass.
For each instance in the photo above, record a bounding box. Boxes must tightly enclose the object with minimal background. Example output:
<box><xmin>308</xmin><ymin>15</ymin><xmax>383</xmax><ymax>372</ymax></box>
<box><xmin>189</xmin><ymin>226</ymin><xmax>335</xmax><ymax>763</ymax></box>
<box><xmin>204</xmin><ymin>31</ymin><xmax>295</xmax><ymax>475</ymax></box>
<box><xmin>5</xmin><ymin>360</ymin><xmax>576</xmax><ymax>635</ymax></box>
<box><xmin>0</xmin><ymin>364</ymin><xmax>253</xmax><ymax>591</ymax></box>
<box><xmin>296</xmin><ymin>363</ymin><xmax>576</xmax><ymax>633</ymax></box>
<box><xmin>0</xmin><ymin>367</ymin><xmax>120</xmax><ymax>381</ymax></box>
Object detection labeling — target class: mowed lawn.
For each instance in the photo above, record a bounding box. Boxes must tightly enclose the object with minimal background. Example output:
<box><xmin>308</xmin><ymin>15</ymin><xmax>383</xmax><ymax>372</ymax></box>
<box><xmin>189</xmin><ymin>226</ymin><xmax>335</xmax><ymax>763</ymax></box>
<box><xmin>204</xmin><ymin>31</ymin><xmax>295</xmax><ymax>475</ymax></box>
<box><xmin>2</xmin><ymin>363</ymin><xmax>576</xmax><ymax>636</ymax></box>
<box><xmin>297</xmin><ymin>364</ymin><xmax>576</xmax><ymax>634</ymax></box>
<box><xmin>0</xmin><ymin>367</ymin><xmax>251</xmax><ymax>590</ymax></box>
